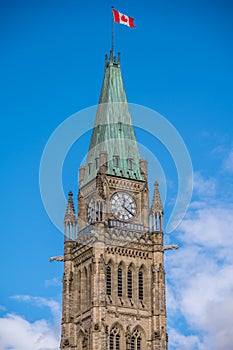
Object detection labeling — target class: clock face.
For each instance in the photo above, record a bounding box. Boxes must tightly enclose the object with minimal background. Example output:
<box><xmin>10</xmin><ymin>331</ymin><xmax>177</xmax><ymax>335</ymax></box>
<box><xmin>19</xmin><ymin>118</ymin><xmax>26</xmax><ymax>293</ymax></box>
<box><xmin>110</xmin><ymin>192</ymin><xmax>137</xmax><ymax>221</ymax></box>
<box><xmin>87</xmin><ymin>198</ymin><xmax>95</xmax><ymax>223</ymax></box>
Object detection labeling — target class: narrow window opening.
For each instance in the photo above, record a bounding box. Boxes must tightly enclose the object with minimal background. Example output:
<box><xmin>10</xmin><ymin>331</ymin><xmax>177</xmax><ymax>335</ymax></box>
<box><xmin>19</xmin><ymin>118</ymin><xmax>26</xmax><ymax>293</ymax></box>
<box><xmin>110</xmin><ymin>327</ymin><xmax>121</xmax><ymax>350</ymax></box>
<box><xmin>83</xmin><ymin>268</ymin><xmax>87</xmax><ymax>309</ymax></box>
<box><xmin>116</xmin><ymin>334</ymin><xmax>120</xmax><ymax>350</ymax></box>
<box><xmin>128</xmin><ymin>269</ymin><xmax>132</xmax><ymax>299</ymax></box>
<box><xmin>113</xmin><ymin>155</ymin><xmax>120</xmax><ymax>167</ymax></box>
<box><xmin>110</xmin><ymin>334</ymin><xmax>114</xmax><ymax>350</ymax></box>
<box><xmin>118</xmin><ymin>268</ymin><xmax>122</xmax><ymax>297</ymax></box>
<box><xmin>137</xmin><ymin>337</ymin><xmax>141</xmax><ymax>350</ymax></box>
<box><xmin>96</xmin><ymin>201</ymin><xmax>99</xmax><ymax>221</ymax></box>
<box><xmin>128</xmin><ymin>158</ymin><xmax>133</xmax><ymax>170</ymax></box>
<box><xmin>88</xmin><ymin>266</ymin><xmax>92</xmax><ymax>307</ymax></box>
<box><xmin>106</xmin><ymin>266</ymin><xmax>111</xmax><ymax>295</ymax></box>
<box><xmin>95</xmin><ymin>157</ymin><xmax>99</xmax><ymax>169</ymax></box>
<box><xmin>100</xmin><ymin>202</ymin><xmax>103</xmax><ymax>221</ymax></box>
<box><xmin>138</xmin><ymin>271</ymin><xmax>143</xmax><ymax>300</ymax></box>
<box><xmin>131</xmin><ymin>336</ymin><xmax>135</xmax><ymax>350</ymax></box>
<box><xmin>88</xmin><ymin>162</ymin><xmax>92</xmax><ymax>174</ymax></box>
<box><xmin>77</xmin><ymin>271</ymin><xmax>81</xmax><ymax>312</ymax></box>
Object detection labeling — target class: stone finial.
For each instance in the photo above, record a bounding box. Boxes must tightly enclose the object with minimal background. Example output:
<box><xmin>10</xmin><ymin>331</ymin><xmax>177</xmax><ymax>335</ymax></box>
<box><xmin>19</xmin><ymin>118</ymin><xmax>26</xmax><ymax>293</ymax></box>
<box><xmin>151</xmin><ymin>181</ymin><xmax>163</xmax><ymax>215</ymax></box>
<box><xmin>64</xmin><ymin>191</ymin><xmax>76</xmax><ymax>241</ymax></box>
<box><xmin>110</xmin><ymin>50</ymin><xmax>113</xmax><ymax>62</ymax></box>
<box><xmin>117</xmin><ymin>52</ymin><xmax>121</xmax><ymax>64</ymax></box>
<box><xmin>64</xmin><ymin>190</ymin><xmax>76</xmax><ymax>221</ymax></box>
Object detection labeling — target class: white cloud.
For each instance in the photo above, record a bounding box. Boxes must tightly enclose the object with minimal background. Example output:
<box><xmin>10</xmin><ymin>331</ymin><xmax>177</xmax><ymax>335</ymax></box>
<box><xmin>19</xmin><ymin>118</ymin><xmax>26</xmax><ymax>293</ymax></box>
<box><xmin>180</xmin><ymin>265</ymin><xmax>233</xmax><ymax>326</ymax></box>
<box><xmin>45</xmin><ymin>277</ymin><xmax>61</xmax><ymax>288</ymax></box>
<box><xmin>11</xmin><ymin>295</ymin><xmax>60</xmax><ymax>318</ymax></box>
<box><xmin>203</xmin><ymin>298</ymin><xmax>233</xmax><ymax>349</ymax></box>
<box><xmin>193</xmin><ymin>171</ymin><xmax>216</xmax><ymax>198</ymax></box>
<box><xmin>0</xmin><ymin>313</ymin><xmax>59</xmax><ymax>350</ymax></box>
<box><xmin>222</xmin><ymin>149</ymin><xmax>233</xmax><ymax>173</ymax></box>
<box><xmin>168</xmin><ymin>328</ymin><xmax>204</xmax><ymax>350</ymax></box>
<box><xmin>167</xmin><ymin>197</ymin><xmax>233</xmax><ymax>350</ymax></box>
<box><xmin>0</xmin><ymin>296</ymin><xmax>60</xmax><ymax>350</ymax></box>
<box><xmin>179</xmin><ymin>205</ymin><xmax>233</xmax><ymax>250</ymax></box>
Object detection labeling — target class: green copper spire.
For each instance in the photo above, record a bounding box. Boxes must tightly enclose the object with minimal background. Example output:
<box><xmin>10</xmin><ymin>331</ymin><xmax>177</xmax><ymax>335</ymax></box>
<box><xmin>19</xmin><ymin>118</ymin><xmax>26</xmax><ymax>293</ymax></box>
<box><xmin>80</xmin><ymin>52</ymin><xmax>144</xmax><ymax>188</ymax></box>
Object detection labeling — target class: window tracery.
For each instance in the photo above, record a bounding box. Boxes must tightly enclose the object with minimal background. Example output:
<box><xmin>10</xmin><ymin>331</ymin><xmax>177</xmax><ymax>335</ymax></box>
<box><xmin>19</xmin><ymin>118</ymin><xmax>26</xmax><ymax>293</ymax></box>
<box><xmin>130</xmin><ymin>329</ymin><xmax>142</xmax><ymax>350</ymax></box>
<box><xmin>109</xmin><ymin>326</ymin><xmax>121</xmax><ymax>350</ymax></box>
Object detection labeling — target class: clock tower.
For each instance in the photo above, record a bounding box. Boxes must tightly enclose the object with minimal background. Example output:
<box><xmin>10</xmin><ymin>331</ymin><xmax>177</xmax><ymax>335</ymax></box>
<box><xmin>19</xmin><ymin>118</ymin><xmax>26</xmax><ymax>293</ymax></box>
<box><xmin>60</xmin><ymin>51</ymin><xmax>172</xmax><ymax>350</ymax></box>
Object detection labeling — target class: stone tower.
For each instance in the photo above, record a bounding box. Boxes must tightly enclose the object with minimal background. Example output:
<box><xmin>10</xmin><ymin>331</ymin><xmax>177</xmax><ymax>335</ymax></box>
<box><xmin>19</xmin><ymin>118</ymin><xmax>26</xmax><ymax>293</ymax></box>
<box><xmin>60</xmin><ymin>52</ymin><xmax>174</xmax><ymax>350</ymax></box>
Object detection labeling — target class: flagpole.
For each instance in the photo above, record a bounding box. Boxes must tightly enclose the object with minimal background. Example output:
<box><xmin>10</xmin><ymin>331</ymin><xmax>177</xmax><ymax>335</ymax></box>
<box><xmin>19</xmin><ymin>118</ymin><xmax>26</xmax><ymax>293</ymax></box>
<box><xmin>111</xmin><ymin>6</ymin><xmax>115</xmax><ymax>59</ymax></box>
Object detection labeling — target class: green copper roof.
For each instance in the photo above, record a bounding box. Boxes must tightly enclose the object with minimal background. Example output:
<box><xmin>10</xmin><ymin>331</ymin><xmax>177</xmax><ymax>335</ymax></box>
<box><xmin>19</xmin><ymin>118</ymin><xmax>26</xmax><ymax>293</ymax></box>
<box><xmin>80</xmin><ymin>53</ymin><xmax>144</xmax><ymax>188</ymax></box>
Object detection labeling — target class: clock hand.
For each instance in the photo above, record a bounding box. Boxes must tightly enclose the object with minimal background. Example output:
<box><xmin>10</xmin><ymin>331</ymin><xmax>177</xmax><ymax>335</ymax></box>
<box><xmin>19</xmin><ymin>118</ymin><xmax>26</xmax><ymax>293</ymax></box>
<box><xmin>122</xmin><ymin>204</ymin><xmax>133</xmax><ymax>216</ymax></box>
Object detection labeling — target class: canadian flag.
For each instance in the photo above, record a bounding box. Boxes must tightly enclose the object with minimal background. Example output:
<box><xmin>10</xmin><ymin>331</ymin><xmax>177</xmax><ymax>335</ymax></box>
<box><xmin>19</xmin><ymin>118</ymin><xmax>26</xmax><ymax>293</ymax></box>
<box><xmin>112</xmin><ymin>9</ymin><xmax>135</xmax><ymax>28</ymax></box>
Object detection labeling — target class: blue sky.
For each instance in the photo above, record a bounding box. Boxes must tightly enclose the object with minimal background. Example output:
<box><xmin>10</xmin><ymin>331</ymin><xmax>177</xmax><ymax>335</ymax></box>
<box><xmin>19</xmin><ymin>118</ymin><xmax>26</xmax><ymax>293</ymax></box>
<box><xmin>1</xmin><ymin>0</ymin><xmax>233</xmax><ymax>349</ymax></box>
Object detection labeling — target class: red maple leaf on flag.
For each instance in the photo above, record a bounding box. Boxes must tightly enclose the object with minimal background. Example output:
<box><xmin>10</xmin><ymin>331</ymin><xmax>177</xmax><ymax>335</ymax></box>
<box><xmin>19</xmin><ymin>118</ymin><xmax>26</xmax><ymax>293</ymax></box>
<box><xmin>112</xmin><ymin>9</ymin><xmax>135</xmax><ymax>28</ymax></box>
<box><xmin>121</xmin><ymin>15</ymin><xmax>128</xmax><ymax>23</ymax></box>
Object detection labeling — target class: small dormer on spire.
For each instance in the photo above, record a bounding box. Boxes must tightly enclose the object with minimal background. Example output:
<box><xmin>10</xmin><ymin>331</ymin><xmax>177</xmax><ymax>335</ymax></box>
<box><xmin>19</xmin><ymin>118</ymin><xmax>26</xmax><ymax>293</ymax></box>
<box><xmin>150</xmin><ymin>181</ymin><xmax>164</xmax><ymax>232</ymax></box>
<box><xmin>64</xmin><ymin>191</ymin><xmax>76</xmax><ymax>241</ymax></box>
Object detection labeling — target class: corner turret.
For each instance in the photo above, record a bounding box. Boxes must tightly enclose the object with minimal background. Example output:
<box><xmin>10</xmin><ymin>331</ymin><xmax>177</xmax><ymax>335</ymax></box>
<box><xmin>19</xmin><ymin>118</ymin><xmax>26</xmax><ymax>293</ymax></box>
<box><xmin>64</xmin><ymin>191</ymin><xmax>77</xmax><ymax>240</ymax></box>
<box><xmin>150</xmin><ymin>181</ymin><xmax>164</xmax><ymax>231</ymax></box>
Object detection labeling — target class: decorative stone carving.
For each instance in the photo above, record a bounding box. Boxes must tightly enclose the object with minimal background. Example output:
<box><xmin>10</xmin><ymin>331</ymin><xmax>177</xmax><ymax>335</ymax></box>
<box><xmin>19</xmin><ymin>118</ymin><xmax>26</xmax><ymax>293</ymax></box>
<box><xmin>154</xmin><ymin>331</ymin><xmax>160</xmax><ymax>339</ymax></box>
<box><xmin>94</xmin><ymin>323</ymin><xmax>100</xmax><ymax>331</ymax></box>
<box><xmin>96</xmin><ymin>173</ymin><xmax>106</xmax><ymax>199</ymax></box>
<box><xmin>50</xmin><ymin>255</ymin><xmax>64</xmax><ymax>262</ymax></box>
<box><xmin>63</xmin><ymin>338</ymin><xmax>69</xmax><ymax>346</ymax></box>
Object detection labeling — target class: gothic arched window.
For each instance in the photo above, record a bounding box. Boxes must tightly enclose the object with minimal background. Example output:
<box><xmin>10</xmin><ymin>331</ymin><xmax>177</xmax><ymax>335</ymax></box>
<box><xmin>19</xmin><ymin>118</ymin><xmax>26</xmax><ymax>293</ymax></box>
<box><xmin>128</xmin><ymin>158</ymin><xmax>133</xmax><ymax>170</ymax></box>
<box><xmin>138</xmin><ymin>270</ymin><xmax>143</xmax><ymax>301</ymax></box>
<box><xmin>106</xmin><ymin>265</ymin><xmax>111</xmax><ymax>295</ymax></box>
<box><xmin>118</xmin><ymin>268</ymin><xmax>122</xmax><ymax>297</ymax></box>
<box><xmin>88</xmin><ymin>162</ymin><xmax>92</xmax><ymax>174</ymax></box>
<box><xmin>127</xmin><ymin>269</ymin><xmax>132</xmax><ymax>299</ymax></box>
<box><xmin>95</xmin><ymin>200</ymin><xmax>104</xmax><ymax>222</ymax></box>
<box><xmin>77</xmin><ymin>330</ymin><xmax>85</xmax><ymax>350</ymax></box>
<box><xmin>88</xmin><ymin>264</ymin><xmax>92</xmax><ymax>307</ymax></box>
<box><xmin>95</xmin><ymin>157</ymin><xmax>99</xmax><ymax>169</ymax></box>
<box><xmin>83</xmin><ymin>267</ymin><xmax>88</xmax><ymax>309</ymax></box>
<box><xmin>113</xmin><ymin>155</ymin><xmax>119</xmax><ymax>167</ymax></box>
<box><xmin>131</xmin><ymin>329</ymin><xmax>142</xmax><ymax>350</ymax></box>
<box><xmin>109</xmin><ymin>326</ymin><xmax>121</xmax><ymax>350</ymax></box>
<box><xmin>77</xmin><ymin>270</ymin><xmax>81</xmax><ymax>312</ymax></box>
